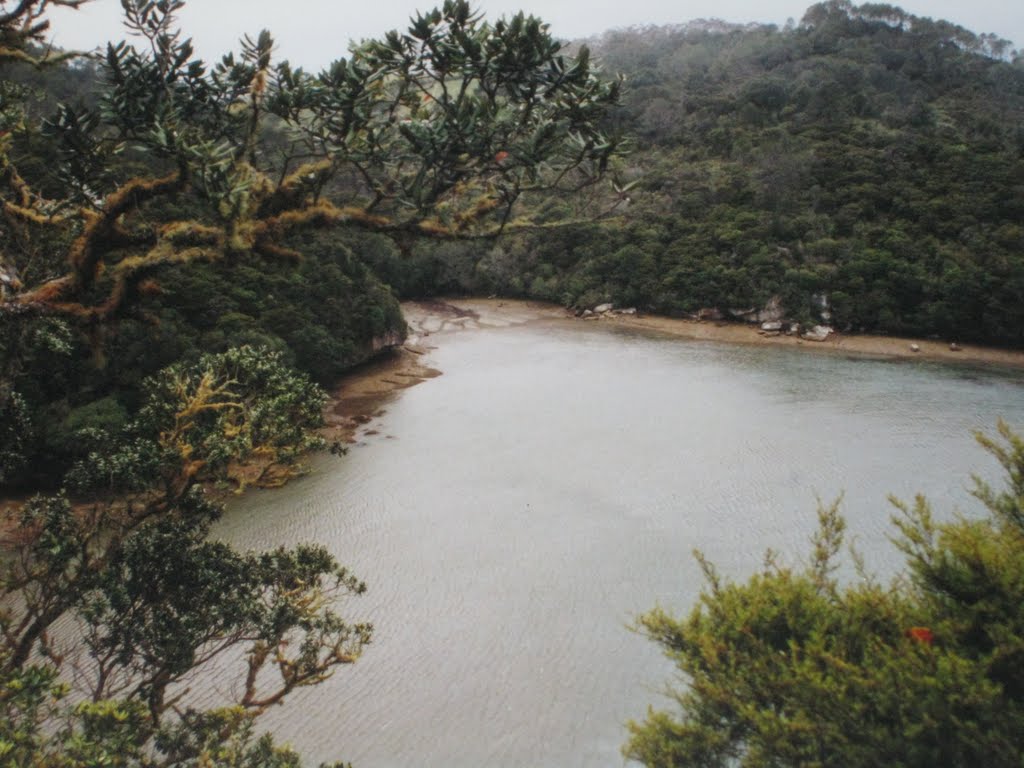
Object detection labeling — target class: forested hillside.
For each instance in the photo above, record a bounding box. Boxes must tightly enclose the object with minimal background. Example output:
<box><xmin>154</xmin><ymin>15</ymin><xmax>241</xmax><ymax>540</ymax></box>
<box><xmin>401</xmin><ymin>0</ymin><xmax>1024</xmax><ymax>345</ymax></box>
<box><xmin>7</xmin><ymin>0</ymin><xmax>1023</xmax><ymax>491</ymax></box>
<box><xmin>3</xmin><ymin>1</ymin><xmax>1024</xmax><ymax>764</ymax></box>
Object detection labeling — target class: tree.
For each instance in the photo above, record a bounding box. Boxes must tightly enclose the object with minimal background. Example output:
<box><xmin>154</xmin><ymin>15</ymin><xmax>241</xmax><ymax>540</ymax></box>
<box><xmin>1</xmin><ymin>346</ymin><xmax>368</xmax><ymax>765</ymax></box>
<box><xmin>429</xmin><ymin>2</ymin><xmax>1023</xmax><ymax>342</ymax></box>
<box><xmin>0</xmin><ymin>1</ymin><xmax>622</xmax><ymax>762</ymax></box>
<box><xmin>625</xmin><ymin>422</ymin><xmax>1024</xmax><ymax>767</ymax></box>
<box><xmin>0</xmin><ymin>0</ymin><xmax>620</xmax><ymax>328</ymax></box>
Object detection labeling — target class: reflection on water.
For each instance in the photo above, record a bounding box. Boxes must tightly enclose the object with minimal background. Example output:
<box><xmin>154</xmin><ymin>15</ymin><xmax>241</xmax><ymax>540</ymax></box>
<box><xmin>214</xmin><ymin>320</ymin><xmax>1024</xmax><ymax>767</ymax></box>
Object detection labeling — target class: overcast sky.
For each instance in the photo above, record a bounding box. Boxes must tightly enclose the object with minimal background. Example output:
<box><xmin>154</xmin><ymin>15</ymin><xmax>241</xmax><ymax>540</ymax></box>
<box><xmin>46</xmin><ymin>0</ymin><xmax>1021</xmax><ymax>71</ymax></box>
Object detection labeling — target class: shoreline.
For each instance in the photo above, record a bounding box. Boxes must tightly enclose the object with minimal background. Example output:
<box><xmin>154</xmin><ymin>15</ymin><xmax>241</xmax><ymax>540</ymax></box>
<box><xmin>321</xmin><ymin>298</ymin><xmax>570</xmax><ymax>446</ymax></box>
<box><xmin>7</xmin><ymin>297</ymin><xmax>1020</xmax><ymax>510</ymax></box>
<box><xmin>321</xmin><ymin>344</ymin><xmax>441</xmax><ymax>446</ymax></box>
<box><xmin>322</xmin><ymin>297</ymin><xmax>1024</xmax><ymax>447</ymax></box>
<box><xmin>609</xmin><ymin>313</ymin><xmax>1024</xmax><ymax>369</ymax></box>
<box><xmin>410</xmin><ymin>298</ymin><xmax>1024</xmax><ymax>369</ymax></box>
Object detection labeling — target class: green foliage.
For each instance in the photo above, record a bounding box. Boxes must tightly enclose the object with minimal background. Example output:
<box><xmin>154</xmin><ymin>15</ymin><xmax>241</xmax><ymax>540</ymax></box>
<box><xmin>0</xmin><ymin>1</ymin><xmax>620</xmax><ymax>764</ymax></box>
<box><xmin>137</xmin><ymin>346</ymin><xmax>326</xmax><ymax>471</ymax></box>
<box><xmin>0</xmin><ymin>391</ymin><xmax>32</xmax><ymax>484</ymax></box>
<box><xmin>403</xmin><ymin>3</ymin><xmax>1024</xmax><ymax>343</ymax></box>
<box><xmin>78</xmin><ymin>512</ymin><xmax>370</xmax><ymax>720</ymax></box>
<box><xmin>1</xmin><ymin>347</ymin><xmax>366</xmax><ymax>764</ymax></box>
<box><xmin>0</xmin><ymin>671</ymin><xmax>316</xmax><ymax>767</ymax></box>
<box><xmin>626</xmin><ymin>424</ymin><xmax>1024</xmax><ymax>767</ymax></box>
<box><xmin>0</xmin><ymin>659</ymin><xmax>67</xmax><ymax>765</ymax></box>
<box><xmin>271</xmin><ymin>0</ymin><xmax>621</xmax><ymax>220</ymax></box>
<box><xmin>63</xmin><ymin>346</ymin><xmax>326</xmax><ymax>495</ymax></box>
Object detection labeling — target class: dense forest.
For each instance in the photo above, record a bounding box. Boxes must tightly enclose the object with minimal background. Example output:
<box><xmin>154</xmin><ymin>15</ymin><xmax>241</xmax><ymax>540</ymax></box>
<box><xmin>393</xmin><ymin>0</ymin><xmax>1024</xmax><ymax>345</ymax></box>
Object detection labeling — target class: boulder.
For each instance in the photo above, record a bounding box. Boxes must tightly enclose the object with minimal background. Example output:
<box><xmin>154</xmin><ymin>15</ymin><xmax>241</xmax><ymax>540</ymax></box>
<box><xmin>910</xmin><ymin>343</ymin><xmax>921</xmax><ymax>353</ymax></box>
<box><xmin>582</xmin><ymin>309</ymin><xmax>594</xmax><ymax>318</ymax></box>
<box><xmin>594</xmin><ymin>303</ymin><xmax>614</xmax><ymax>314</ymax></box>
<box><xmin>730</xmin><ymin>296</ymin><xmax>785</xmax><ymax>324</ymax></box>
<box><xmin>760</xmin><ymin>321</ymin><xmax>783</xmax><ymax>332</ymax></box>
<box><xmin>950</xmin><ymin>342</ymin><xmax>962</xmax><ymax>352</ymax></box>
<box><xmin>802</xmin><ymin>325</ymin><xmax>833</xmax><ymax>342</ymax></box>
<box><xmin>614</xmin><ymin>307</ymin><xmax>638</xmax><ymax>315</ymax></box>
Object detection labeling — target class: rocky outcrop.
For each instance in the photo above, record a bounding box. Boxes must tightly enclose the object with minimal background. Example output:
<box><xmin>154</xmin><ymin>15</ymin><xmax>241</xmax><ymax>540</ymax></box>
<box><xmin>579</xmin><ymin>303</ymin><xmax>637</xmax><ymax>319</ymax></box>
<box><xmin>728</xmin><ymin>295</ymin><xmax>785</xmax><ymax>325</ymax></box>
<box><xmin>729</xmin><ymin>307</ymin><xmax>758</xmax><ymax>322</ymax></box>
<box><xmin>802</xmin><ymin>325</ymin><xmax>833</xmax><ymax>342</ymax></box>
<box><xmin>371</xmin><ymin>330</ymin><xmax>406</xmax><ymax>353</ymax></box>
<box><xmin>576</xmin><ymin>293</ymin><xmax>847</xmax><ymax>343</ymax></box>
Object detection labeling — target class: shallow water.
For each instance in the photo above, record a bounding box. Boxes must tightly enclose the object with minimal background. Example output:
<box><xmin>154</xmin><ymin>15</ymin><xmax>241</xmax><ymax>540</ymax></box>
<box><xmin>213</xmin><ymin>319</ymin><xmax>1024</xmax><ymax>767</ymax></box>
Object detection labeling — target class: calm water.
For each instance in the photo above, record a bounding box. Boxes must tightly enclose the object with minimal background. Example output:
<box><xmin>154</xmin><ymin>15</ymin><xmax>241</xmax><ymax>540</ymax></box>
<box><xmin>213</xmin><ymin>319</ymin><xmax>1024</xmax><ymax>767</ymax></box>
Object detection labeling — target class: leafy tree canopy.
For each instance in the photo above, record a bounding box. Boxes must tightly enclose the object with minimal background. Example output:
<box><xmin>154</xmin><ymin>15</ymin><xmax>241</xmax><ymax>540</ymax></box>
<box><xmin>1</xmin><ymin>345</ymin><xmax>365</xmax><ymax>766</ymax></box>
<box><xmin>0</xmin><ymin>0</ymin><xmax>622</xmax><ymax>489</ymax></box>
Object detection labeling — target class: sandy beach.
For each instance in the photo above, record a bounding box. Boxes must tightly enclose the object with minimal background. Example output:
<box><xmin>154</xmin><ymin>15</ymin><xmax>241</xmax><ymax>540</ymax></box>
<box><xmin>611</xmin><ymin>311</ymin><xmax>1024</xmax><ymax>368</ymax></box>
<box><xmin>409</xmin><ymin>298</ymin><xmax>1024</xmax><ymax>368</ymax></box>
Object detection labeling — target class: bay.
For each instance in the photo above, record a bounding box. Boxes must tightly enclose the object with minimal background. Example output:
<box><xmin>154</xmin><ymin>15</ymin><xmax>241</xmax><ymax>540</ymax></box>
<box><xmin>213</xmin><ymin>318</ymin><xmax>1024</xmax><ymax>767</ymax></box>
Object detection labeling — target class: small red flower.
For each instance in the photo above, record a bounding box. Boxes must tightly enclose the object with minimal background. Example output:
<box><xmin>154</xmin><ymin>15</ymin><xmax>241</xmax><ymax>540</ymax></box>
<box><xmin>906</xmin><ymin>626</ymin><xmax>934</xmax><ymax>645</ymax></box>
<box><xmin>494</xmin><ymin>150</ymin><xmax>510</xmax><ymax>163</ymax></box>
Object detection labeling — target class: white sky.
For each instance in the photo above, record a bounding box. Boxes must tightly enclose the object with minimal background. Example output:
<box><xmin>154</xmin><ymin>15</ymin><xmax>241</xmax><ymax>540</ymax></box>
<box><xmin>46</xmin><ymin>0</ymin><xmax>1022</xmax><ymax>71</ymax></box>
